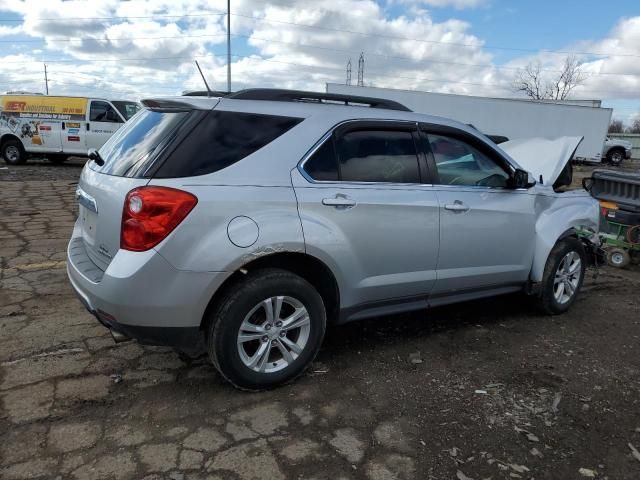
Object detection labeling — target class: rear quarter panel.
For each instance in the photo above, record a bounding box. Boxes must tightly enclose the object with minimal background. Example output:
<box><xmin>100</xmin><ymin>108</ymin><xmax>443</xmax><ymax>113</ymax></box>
<box><xmin>148</xmin><ymin>181</ymin><xmax>305</xmax><ymax>273</ymax></box>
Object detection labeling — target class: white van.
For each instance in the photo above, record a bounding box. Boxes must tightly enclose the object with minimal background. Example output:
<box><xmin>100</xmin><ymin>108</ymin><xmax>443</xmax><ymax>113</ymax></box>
<box><xmin>0</xmin><ymin>95</ymin><xmax>140</xmax><ymax>165</ymax></box>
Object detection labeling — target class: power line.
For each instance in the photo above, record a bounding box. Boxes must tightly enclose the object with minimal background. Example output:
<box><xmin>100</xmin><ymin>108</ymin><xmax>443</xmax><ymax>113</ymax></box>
<box><xmin>0</xmin><ymin>12</ymin><xmax>225</xmax><ymax>22</ymax></box>
<box><xmin>0</xmin><ymin>33</ymin><xmax>228</xmax><ymax>43</ymax></box>
<box><xmin>3</xmin><ymin>30</ymin><xmax>640</xmax><ymax>78</ymax></box>
<box><xmin>235</xmin><ymin>33</ymin><xmax>640</xmax><ymax>77</ymax></box>
<box><xmin>1</xmin><ymin>8</ymin><xmax>639</xmax><ymax>59</ymax></box>
<box><xmin>230</xmin><ymin>12</ymin><xmax>640</xmax><ymax>59</ymax></box>
<box><xmin>2</xmin><ymin>52</ymin><xmax>638</xmax><ymax>97</ymax></box>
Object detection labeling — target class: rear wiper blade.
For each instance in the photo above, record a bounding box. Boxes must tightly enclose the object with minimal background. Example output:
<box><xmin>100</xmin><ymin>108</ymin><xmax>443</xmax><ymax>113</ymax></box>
<box><xmin>88</xmin><ymin>148</ymin><xmax>104</xmax><ymax>166</ymax></box>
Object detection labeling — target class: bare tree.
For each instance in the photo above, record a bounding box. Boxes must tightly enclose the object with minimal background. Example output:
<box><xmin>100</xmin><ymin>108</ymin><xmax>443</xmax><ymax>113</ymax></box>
<box><xmin>609</xmin><ymin>119</ymin><xmax>625</xmax><ymax>133</ymax></box>
<box><xmin>513</xmin><ymin>55</ymin><xmax>587</xmax><ymax>101</ymax></box>
<box><xmin>627</xmin><ymin>118</ymin><xmax>640</xmax><ymax>134</ymax></box>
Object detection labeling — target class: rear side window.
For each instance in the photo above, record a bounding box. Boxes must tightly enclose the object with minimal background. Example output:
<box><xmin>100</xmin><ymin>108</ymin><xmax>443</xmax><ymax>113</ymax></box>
<box><xmin>154</xmin><ymin>110</ymin><xmax>302</xmax><ymax>178</ymax></box>
<box><xmin>304</xmin><ymin>139</ymin><xmax>339</xmax><ymax>181</ymax></box>
<box><xmin>336</xmin><ymin>130</ymin><xmax>420</xmax><ymax>183</ymax></box>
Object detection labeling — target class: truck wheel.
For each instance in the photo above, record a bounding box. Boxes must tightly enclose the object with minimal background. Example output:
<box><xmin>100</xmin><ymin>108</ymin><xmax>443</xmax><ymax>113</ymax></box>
<box><xmin>606</xmin><ymin>247</ymin><xmax>630</xmax><ymax>268</ymax></box>
<box><xmin>1</xmin><ymin>139</ymin><xmax>26</xmax><ymax>165</ymax></box>
<box><xmin>606</xmin><ymin>148</ymin><xmax>624</xmax><ymax>166</ymax></box>
<box><xmin>534</xmin><ymin>238</ymin><xmax>586</xmax><ymax>315</ymax></box>
<box><xmin>207</xmin><ymin>269</ymin><xmax>326</xmax><ymax>391</ymax></box>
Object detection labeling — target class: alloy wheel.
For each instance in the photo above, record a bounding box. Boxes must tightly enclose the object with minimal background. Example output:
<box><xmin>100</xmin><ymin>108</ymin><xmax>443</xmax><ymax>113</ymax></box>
<box><xmin>237</xmin><ymin>296</ymin><xmax>311</xmax><ymax>373</ymax></box>
<box><xmin>553</xmin><ymin>251</ymin><xmax>582</xmax><ymax>304</ymax></box>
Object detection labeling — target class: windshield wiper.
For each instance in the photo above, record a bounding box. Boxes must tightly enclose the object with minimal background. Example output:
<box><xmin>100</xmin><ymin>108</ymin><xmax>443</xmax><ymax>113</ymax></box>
<box><xmin>88</xmin><ymin>148</ymin><xmax>105</xmax><ymax>166</ymax></box>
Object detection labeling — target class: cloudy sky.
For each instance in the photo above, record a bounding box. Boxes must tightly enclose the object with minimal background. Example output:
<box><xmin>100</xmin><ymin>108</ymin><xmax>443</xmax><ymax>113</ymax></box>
<box><xmin>0</xmin><ymin>0</ymin><xmax>638</xmax><ymax>123</ymax></box>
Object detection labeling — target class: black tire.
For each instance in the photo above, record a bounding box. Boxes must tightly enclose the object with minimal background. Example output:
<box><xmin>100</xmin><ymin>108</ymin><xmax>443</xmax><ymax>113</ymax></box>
<box><xmin>1</xmin><ymin>139</ymin><xmax>26</xmax><ymax>165</ymax></box>
<box><xmin>533</xmin><ymin>237</ymin><xmax>586</xmax><ymax>315</ymax></box>
<box><xmin>606</xmin><ymin>148</ymin><xmax>625</xmax><ymax>166</ymax></box>
<box><xmin>47</xmin><ymin>154</ymin><xmax>68</xmax><ymax>164</ymax></box>
<box><xmin>207</xmin><ymin>268</ymin><xmax>326</xmax><ymax>391</ymax></box>
<box><xmin>606</xmin><ymin>247</ymin><xmax>630</xmax><ymax>268</ymax></box>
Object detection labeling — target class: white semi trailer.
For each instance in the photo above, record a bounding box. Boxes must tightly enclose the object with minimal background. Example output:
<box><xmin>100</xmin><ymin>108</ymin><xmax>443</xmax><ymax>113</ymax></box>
<box><xmin>327</xmin><ymin>84</ymin><xmax>612</xmax><ymax>163</ymax></box>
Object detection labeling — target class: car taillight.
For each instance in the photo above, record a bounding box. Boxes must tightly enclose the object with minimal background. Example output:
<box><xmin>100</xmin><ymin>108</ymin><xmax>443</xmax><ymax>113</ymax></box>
<box><xmin>121</xmin><ymin>186</ymin><xmax>197</xmax><ymax>252</ymax></box>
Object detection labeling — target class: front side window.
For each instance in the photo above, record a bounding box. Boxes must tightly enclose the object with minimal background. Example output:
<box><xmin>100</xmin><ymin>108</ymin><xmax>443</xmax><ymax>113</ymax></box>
<box><xmin>112</xmin><ymin>101</ymin><xmax>142</xmax><ymax>121</ymax></box>
<box><xmin>428</xmin><ymin>134</ymin><xmax>510</xmax><ymax>188</ymax></box>
<box><xmin>336</xmin><ymin>129</ymin><xmax>420</xmax><ymax>183</ymax></box>
<box><xmin>90</xmin><ymin>101</ymin><xmax>121</xmax><ymax>123</ymax></box>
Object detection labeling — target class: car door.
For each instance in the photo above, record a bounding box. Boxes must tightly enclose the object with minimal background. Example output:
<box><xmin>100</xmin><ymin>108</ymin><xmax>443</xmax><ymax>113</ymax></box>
<box><xmin>291</xmin><ymin>120</ymin><xmax>440</xmax><ymax>316</ymax></box>
<box><xmin>60</xmin><ymin>113</ymin><xmax>87</xmax><ymax>155</ymax></box>
<box><xmin>420</xmin><ymin>127</ymin><xmax>537</xmax><ymax>298</ymax></box>
<box><xmin>86</xmin><ymin>100</ymin><xmax>124</xmax><ymax>151</ymax></box>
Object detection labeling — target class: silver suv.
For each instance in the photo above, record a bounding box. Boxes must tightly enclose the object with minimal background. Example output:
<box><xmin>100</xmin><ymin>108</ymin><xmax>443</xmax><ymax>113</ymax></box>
<box><xmin>67</xmin><ymin>89</ymin><xmax>599</xmax><ymax>390</ymax></box>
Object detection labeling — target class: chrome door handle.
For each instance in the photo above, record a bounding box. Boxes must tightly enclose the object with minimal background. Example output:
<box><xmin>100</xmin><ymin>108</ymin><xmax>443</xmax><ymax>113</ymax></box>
<box><xmin>322</xmin><ymin>195</ymin><xmax>356</xmax><ymax>208</ymax></box>
<box><xmin>444</xmin><ymin>201</ymin><xmax>469</xmax><ymax>213</ymax></box>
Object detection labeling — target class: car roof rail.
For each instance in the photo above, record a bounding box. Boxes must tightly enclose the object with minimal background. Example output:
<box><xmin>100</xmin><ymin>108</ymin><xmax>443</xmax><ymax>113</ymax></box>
<box><xmin>227</xmin><ymin>88</ymin><xmax>412</xmax><ymax>112</ymax></box>
<box><xmin>182</xmin><ymin>90</ymin><xmax>231</xmax><ymax>97</ymax></box>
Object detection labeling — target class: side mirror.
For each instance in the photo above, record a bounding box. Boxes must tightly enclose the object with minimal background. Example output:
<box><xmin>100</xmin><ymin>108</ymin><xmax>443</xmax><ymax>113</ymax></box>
<box><xmin>512</xmin><ymin>168</ymin><xmax>535</xmax><ymax>189</ymax></box>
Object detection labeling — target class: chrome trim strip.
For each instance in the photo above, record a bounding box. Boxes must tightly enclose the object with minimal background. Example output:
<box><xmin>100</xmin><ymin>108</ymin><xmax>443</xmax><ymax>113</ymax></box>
<box><xmin>296</xmin><ymin>119</ymin><xmax>524</xmax><ymax>192</ymax></box>
<box><xmin>76</xmin><ymin>187</ymin><xmax>98</xmax><ymax>214</ymax></box>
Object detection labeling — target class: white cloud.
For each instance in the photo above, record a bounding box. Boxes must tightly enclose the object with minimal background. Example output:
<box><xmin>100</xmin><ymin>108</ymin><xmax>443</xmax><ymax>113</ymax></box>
<box><xmin>0</xmin><ymin>0</ymin><xmax>637</xmax><ymax>124</ymax></box>
<box><xmin>399</xmin><ymin>0</ymin><xmax>487</xmax><ymax>9</ymax></box>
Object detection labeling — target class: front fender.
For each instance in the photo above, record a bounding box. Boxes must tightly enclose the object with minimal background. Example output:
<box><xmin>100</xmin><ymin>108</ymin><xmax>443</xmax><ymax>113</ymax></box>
<box><xmin>530</xmin><ymin>191</ymin><xmax>599</xmax><ymax>282</ymax></box>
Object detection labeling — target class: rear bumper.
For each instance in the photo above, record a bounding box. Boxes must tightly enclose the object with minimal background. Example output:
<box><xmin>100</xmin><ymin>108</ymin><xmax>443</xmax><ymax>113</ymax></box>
<box><xmin>66</xmin><ymin>222</ymin><xmax>229</xmax><ymax>353</ymax></box>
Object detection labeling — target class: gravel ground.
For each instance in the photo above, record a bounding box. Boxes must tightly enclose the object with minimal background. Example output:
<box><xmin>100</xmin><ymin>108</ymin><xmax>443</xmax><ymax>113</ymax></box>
<box><xmin>1</xmin><ymin>160</ymin><xmax>639</xmax><ymax>480</ymax></box>
<box><xmin>0</xmin><ymin>157</ymin><xmax>86</xmax><ymax>182</ymax></box>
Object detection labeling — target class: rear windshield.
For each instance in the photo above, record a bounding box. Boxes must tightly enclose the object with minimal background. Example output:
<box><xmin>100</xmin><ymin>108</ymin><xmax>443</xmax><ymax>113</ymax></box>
<box><xmin>153</xmin><ymin>110</ymin><xmax>303</xmax><ymax>178</ymax></box>
<box><xmin>91</xmin><ymin>109</ymin><xmax>188</xmax><ymax>177</ymax></box>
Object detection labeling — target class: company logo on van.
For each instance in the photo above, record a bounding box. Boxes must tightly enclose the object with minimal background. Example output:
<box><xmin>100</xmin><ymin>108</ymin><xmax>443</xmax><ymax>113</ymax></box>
<box><xmin>67</xmin><ymin>136</ymin><xmax>80</xmax><ymax>142</ymax></box>
<box><xmin>68</xmin><ymin>128</ymin><xmax>80</xmax><ymax>134</ymax></box>
<box><xmin>5</xmin><ymin>101</ymin><xmax>27</xmax><ymax>111</ymax></box>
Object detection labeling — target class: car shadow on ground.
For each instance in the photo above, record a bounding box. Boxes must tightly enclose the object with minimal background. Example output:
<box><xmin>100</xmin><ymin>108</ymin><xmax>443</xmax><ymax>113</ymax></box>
<box><xmin>322</xmin><ymin>292</ymin><xmax>531</xmax><ymax>352</ymax></box>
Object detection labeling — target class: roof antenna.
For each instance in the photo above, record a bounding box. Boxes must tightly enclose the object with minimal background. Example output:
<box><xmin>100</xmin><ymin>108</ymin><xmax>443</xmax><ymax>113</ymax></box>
<box><xmin>194</xmin><ymin>60</ymin><xmax>212</xmax><ymax>98</ymax></box>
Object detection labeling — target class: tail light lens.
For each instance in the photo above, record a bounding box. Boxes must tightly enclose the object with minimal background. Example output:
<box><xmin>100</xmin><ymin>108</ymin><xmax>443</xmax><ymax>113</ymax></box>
<box><xmin>121</xmin><ymin>186</ymin><xmax>197</xmax><ymax>252</ymax></box>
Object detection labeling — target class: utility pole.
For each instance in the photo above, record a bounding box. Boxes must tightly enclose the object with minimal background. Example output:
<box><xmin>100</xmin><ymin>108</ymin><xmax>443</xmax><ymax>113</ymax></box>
<box><xmin>44</xmin><ymin>63</ymin><xmax>49</xmax><ymax>95</ymax></box>
<box><xmin>226</xmin><ymin>0</ymin><xmax>231</xmax><ymax>93</ymax></box>
<box><xmin>346</xmin><ymin>59</ymin><xmax>352</xmax><ymax>85</ymax></box>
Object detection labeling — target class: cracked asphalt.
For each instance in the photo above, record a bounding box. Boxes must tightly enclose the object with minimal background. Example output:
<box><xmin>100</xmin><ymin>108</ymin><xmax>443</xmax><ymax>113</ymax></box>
<box><xmin>1</xmin><ymin>160</ymin><xmax>640</xmax><ymax>480</ymax></box>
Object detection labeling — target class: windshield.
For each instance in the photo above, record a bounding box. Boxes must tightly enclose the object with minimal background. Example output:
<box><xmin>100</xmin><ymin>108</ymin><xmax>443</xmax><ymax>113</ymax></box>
<box><xmin>112</xmin><ymin>101</ymin><xmax>142</xmax><ymax>121</ymax></box>
<box><xmin>90</xmin><ymin>108</ymin><xmax>189</xmax><ymax>177</ymax></box>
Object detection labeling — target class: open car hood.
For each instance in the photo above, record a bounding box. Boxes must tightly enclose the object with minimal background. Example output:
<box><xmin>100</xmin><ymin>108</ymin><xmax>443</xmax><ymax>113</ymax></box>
<box><xmin>499</xmin><ymin>136</ymin><xmax>583</xmax><ymax>186</ymax></box>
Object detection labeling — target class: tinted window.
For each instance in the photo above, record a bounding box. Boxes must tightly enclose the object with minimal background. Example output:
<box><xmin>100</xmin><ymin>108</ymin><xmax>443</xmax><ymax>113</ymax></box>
<box><xmin>155</xmin><ymin>110</ymin><xmax>302</xmax><ymax>178</ymax></box>
<box><xmin>336</xmin><ymin>130</ymin><xmax>420</xmax><ymax>183</ymax></box>
<box><xmin>90</xmin><ymin>101</ymin><xmax>121</xmax><ymax>122</ymax></box>
<box><xmin>92</xmin><ymin>109</ymin><xmax>188</xmax><ymax>177</ymax></box>
<box><xmin>304</xmin><ymin>139</ymin><xmax>339</xmax><ymax>181</ymax></box>
<box><xmin>428</xmin><ymin>134</ymin><xmax>509</xmax><ymax>187</ymax></box>
<box><xmin>112</xmin><ymin>101</ymin><xmax>141</xmax><ymax>121</ymax></box>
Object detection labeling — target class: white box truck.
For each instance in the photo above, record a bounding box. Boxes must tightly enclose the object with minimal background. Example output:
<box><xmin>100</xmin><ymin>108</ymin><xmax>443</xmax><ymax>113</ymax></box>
<box><xmin>327</xmin><ymin>84</ymin><xmax>612</xmax><ymax>163</ymax></box>
<box><xmin>0</xmin><ymin>95</ymin><xmax>140</xmax><ymax>165</ymax></box>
